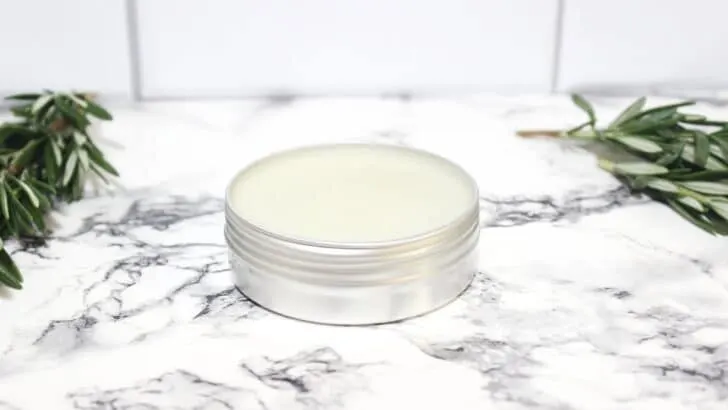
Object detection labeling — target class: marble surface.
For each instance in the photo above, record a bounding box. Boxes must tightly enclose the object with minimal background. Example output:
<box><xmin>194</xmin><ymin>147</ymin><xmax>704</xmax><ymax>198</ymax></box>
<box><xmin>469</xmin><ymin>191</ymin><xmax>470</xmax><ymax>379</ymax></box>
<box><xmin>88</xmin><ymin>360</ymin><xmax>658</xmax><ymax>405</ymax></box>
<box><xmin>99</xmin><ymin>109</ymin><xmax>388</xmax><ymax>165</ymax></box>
<box><xmin>1</xmin><ymin>94</ymin><xmax>728</xmax><ymax>409</ymax></box>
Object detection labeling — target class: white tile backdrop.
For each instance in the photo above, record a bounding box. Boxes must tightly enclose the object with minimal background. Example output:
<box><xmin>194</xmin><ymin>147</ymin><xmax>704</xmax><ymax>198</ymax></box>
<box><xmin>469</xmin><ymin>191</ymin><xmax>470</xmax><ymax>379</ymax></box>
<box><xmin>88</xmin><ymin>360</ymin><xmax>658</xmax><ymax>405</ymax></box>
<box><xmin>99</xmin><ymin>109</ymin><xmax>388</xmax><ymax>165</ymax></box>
<box><xmin>558</xmin><ymin>0</ymin><xmax>728</xmax><ymax>92</ymax></box>
<box><xmin>1</xmin><ymin>0</ymin><xmax>727</xmax><ymax>99</ymax></box>
<box><xmin>135</xmin><ymin>0</ymin><xmax>558</xmax><ymax>98</ymax></box>
<box><xmin>0</xmin><ymin>0</ymin><xmax>132</xmax><ymax>98</ymax></box>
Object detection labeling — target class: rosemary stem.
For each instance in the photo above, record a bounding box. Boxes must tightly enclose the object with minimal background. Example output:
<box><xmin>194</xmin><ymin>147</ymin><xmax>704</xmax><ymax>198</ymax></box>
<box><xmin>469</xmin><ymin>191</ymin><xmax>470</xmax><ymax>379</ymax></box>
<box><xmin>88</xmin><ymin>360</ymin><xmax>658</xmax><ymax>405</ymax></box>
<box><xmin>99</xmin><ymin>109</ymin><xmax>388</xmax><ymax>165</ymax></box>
<box><xmin>676</xmin><ymin>187</ymin><xmax>710</xmax><ymax>204</ymax></box>
<box><xmin>567</xmin><ymin>129</ymin><xmax>600</xmax><ymax>139</ymax></box>
<box><xmin>597</xmin><ymin>158</ymin><xmax>615</xmax><ymax>172</ymax></box>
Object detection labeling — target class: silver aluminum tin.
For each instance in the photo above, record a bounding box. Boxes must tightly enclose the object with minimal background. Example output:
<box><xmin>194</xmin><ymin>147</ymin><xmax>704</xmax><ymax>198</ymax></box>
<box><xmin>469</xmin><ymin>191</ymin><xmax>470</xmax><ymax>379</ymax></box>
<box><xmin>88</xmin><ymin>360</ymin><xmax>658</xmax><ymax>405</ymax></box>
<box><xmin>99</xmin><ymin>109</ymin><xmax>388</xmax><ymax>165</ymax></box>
<box><xmin>224</xmin><ymin>144</ymin><xmax>480</xmax><ymax>325</ymax></box>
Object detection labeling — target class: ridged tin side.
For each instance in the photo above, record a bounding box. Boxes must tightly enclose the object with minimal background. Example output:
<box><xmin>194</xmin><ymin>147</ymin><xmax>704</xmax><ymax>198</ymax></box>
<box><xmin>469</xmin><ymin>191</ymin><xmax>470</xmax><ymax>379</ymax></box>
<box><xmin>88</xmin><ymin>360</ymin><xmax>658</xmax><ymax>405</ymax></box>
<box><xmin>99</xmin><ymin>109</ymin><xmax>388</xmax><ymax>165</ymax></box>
<box><xmin>224</xmin><ymin>144</ymin><xmax>480</xmax><ymax>325</ymax></box>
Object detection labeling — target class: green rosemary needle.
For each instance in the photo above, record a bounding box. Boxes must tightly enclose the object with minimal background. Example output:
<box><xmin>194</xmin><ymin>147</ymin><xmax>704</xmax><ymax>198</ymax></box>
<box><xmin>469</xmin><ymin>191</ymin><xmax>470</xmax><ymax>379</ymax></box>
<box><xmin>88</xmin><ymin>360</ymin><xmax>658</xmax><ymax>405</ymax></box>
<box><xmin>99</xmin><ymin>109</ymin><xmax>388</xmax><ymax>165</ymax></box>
<box><xmin>0</xmin><ymin>91</ymin><xmax>118</xmax><ymax>290</ymax></box>
<box><xmin>518</xmin><ymin>94</ymin><xmax>728</xmax><ymax>236</ymax></box>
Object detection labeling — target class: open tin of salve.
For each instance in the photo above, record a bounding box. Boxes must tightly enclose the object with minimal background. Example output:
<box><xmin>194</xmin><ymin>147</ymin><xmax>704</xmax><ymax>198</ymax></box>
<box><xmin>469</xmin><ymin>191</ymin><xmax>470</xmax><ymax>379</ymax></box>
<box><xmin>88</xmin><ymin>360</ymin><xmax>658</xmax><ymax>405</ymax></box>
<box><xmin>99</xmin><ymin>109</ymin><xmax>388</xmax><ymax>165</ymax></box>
<box><xmin>225</xmin><ymin>143</ymin><xmax>479</xmax><ymax>325</ymax></box>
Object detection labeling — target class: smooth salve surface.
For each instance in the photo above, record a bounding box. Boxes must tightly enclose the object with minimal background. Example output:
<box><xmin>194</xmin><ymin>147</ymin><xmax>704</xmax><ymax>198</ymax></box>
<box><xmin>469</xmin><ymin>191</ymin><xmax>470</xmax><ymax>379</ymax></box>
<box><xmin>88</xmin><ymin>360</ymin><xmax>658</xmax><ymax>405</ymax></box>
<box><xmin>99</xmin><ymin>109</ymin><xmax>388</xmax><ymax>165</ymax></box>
<box><xmin>228</xmin><ymin>144</ymin><xmax>477</xmax><ymax>243</ymax></box>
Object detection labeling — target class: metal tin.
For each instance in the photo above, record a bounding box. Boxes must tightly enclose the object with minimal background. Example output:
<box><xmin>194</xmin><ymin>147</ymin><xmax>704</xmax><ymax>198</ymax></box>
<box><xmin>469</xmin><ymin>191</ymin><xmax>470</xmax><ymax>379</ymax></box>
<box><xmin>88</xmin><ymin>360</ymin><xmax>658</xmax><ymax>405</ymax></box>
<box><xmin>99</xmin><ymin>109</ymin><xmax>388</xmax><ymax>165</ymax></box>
<box><xmin>224</xmin><ymin>144</ymin><xmax>480</xmax><ymax>325</ymax></box>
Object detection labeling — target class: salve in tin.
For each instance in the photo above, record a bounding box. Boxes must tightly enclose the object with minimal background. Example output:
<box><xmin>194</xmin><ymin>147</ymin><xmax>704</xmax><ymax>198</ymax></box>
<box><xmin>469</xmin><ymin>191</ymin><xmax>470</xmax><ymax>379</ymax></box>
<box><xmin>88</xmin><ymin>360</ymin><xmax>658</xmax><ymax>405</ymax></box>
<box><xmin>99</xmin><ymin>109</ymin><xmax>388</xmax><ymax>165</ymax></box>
<box><xmin>225</xmin><ymin>144</ymin><xmax>479</xmax><ymax>325</ymax></box>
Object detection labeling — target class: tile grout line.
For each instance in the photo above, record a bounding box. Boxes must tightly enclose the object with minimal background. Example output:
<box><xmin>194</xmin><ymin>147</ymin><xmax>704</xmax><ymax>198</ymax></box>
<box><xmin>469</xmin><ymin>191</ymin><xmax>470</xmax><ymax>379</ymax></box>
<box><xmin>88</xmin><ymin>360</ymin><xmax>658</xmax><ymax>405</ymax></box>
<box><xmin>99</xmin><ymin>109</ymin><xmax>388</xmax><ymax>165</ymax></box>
<box><xmin>125</xmin><ymin>0</ymin><xmax>142</xmax><ymax>101</ymax></box>
<box><xmin>549</xmin><ymin>0</ymin><xmax>565</xmax><ymax>94</ymax></box>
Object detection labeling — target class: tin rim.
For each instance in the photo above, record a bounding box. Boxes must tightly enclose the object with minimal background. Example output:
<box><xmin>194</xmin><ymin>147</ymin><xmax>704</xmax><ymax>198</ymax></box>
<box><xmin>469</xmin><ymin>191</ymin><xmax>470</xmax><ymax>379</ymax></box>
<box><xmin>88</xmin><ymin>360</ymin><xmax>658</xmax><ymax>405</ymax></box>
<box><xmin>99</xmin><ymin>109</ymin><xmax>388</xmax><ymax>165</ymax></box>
<box><xmin>224</xmin><ymin>142</ymin><xmax>480</xmax><ymax>249</ymax></box>
<box><xmin>224</xmin><ymin>210</ymin><xmax>479</xmax><ymax>286</ymax></box>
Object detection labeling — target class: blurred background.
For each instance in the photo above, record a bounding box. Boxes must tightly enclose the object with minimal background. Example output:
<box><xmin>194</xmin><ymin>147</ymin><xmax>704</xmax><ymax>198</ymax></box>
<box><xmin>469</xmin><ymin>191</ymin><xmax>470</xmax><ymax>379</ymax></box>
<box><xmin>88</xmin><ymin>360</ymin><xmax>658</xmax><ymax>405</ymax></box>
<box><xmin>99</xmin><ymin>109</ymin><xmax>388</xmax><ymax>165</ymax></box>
<box><xmin>1</xmin><ymin>0</ymin><xmax>728</xmax><ymax>101</ymax></box>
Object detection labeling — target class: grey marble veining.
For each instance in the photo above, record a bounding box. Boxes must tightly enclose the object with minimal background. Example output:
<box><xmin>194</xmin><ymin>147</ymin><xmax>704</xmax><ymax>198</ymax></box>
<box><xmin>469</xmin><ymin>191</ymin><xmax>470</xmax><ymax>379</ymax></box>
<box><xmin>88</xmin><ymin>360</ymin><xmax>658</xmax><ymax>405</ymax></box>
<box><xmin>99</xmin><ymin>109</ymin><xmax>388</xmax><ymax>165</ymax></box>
<box><xmin>1</xmin><ymin>95</ymin><xmax>727</xmax><ymax>409</ymax></box>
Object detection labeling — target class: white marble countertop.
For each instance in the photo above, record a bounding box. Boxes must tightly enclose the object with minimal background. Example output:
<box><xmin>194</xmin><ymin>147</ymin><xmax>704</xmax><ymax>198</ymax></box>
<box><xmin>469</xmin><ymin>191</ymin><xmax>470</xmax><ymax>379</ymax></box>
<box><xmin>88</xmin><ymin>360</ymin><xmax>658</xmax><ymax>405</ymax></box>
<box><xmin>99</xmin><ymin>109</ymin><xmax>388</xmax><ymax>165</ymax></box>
<box><xmin>0</xmin><ymin>94</ymin><xmax>727</xmax><ymax>409</ymax></box>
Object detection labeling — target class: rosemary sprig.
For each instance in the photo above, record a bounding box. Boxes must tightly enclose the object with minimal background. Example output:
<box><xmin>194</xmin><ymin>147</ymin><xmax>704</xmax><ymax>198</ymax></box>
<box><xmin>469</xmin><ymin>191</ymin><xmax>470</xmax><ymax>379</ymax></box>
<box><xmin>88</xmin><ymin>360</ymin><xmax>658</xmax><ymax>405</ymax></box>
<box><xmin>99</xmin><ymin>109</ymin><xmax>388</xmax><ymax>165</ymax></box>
<box><xmin>0</xmin><ymin>91</ymin><xmax>118</xmax><ymax>290</ymax></box>
<box><xmin>519</xmin><ymin>95</ymin><xmax>728</xmax><ymax>235</ymax></box>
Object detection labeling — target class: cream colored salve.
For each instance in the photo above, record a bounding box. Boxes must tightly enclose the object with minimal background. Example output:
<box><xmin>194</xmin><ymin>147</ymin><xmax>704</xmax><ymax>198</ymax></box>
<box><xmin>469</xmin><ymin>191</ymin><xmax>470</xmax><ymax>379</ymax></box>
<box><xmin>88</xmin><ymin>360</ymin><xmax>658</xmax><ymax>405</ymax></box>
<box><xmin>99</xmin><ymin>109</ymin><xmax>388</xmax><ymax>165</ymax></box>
<box><xmin>228</xmin><ymin>144</ymin><xmax>477</xmax><ymax>243</ymax></box>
